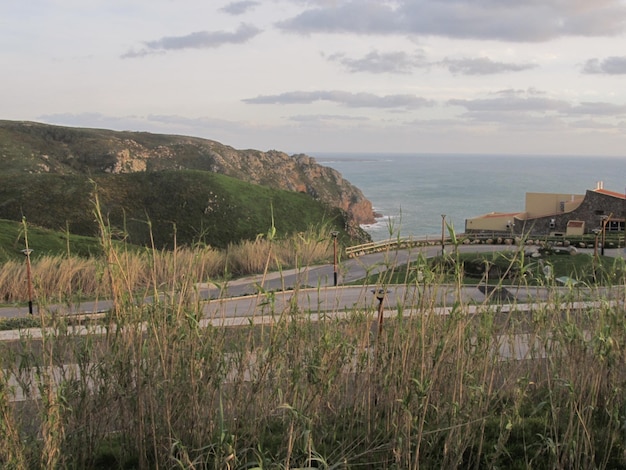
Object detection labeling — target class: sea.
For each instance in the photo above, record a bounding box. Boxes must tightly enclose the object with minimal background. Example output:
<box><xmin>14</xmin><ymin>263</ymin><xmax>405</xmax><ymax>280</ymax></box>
<box><xmin>313</xmin><ymin>153</ymin><xmax>626</xmax><ymax>242</ymax></box>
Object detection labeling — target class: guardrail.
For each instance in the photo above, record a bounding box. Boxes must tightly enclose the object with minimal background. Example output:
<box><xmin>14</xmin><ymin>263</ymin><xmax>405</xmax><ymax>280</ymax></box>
<box><xmin>346</xmin><ymin>236</ymin><xmax>442</xmax><ymax>257</ymax></box>
<box><xmin>345</xmin><ymin>232</ymin><xmax>626</xmax><ymax>257</ymax></box>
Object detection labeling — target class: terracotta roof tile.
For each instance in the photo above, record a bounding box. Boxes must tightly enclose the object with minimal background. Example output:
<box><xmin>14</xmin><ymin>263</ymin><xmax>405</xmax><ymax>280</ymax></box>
<box><xmin>594</xmin><ymin>188</ymin><xmax>626</xmax><ymax>199</ymax></box>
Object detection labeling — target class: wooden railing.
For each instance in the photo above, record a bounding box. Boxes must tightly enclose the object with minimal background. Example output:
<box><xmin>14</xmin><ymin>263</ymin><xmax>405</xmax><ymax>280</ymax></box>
<box><xmin>346</xmin><ymin>232</ymin><xmax>626</xmax><ymax>257</ymax></box>
<box><xmin>345</xmin><ymin>236</ymin><xmax>440</xmax><ymax>257</ymax></box>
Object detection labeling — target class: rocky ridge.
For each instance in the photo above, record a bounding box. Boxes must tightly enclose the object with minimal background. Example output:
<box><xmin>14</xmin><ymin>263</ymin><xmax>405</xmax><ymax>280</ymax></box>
<box><xmin>0</xmin><ymin>120</ymin><xmax>376</xmax><ymax>228</ymax></box>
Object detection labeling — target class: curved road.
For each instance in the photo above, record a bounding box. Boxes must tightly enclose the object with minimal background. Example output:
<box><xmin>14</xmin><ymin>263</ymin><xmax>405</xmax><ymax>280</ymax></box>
<box><xmin>1</xmin><ymin>244</ymin><xmax>623</xmax><ymax>321</ymax></box>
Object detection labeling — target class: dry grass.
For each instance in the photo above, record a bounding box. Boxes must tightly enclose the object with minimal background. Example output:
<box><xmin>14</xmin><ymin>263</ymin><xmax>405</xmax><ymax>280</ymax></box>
<box><xmin>0</xmin><ymin>229</ymin><xmax>334</xmax><ymax>306</ymax></box>
<box><xmin>2</xmin><ymin>273</ymin><xmax>626</xmax><ymax>468</ymax></box>
<box><xmin>2</xmin><ymin>219</ymin><xmax>626</xmax><ymax>468</ymax></box>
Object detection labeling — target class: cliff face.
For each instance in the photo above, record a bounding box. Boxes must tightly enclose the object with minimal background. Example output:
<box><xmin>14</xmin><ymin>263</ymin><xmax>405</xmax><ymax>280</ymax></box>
<box><xmin>203</xmin><ymin>149</ymin><xmax>376</xmax><ymax>226</ymax></box>
<box><xmin>0</xmin><ymin>121</ymin><xmax>376</xmax><ymax>227</ymax></box>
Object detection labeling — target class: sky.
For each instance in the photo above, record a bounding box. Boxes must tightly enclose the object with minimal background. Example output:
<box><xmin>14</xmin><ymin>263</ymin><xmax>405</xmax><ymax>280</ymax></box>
<box><xmin>3</xmin><ymin>0</ymin><xmax>626</xmax><ymax>156</ymax></box>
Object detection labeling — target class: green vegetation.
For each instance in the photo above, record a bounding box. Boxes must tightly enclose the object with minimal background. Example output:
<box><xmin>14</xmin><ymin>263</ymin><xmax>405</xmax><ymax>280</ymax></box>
<box><xmin>363</xmin><ymin>249</ymin><xmax>625</xmax><ymax>287</ymax></box>
<box><xmin>0</xmin><ymin>220</ymin><xmax>337</xmax><ymax>307</ymax></box>
<box><xmin>2</xmin><ymin>225</ymin><xmax>626</xmax><ymax>468</ymax></box>
<box><xmin>0</xmin><ymin>170</ymin><xmax>351</xmax><ymax>249</ymax></box>
<box><xmin>0</xmin><ymin>120</ymin><xmax>374</xmax><ymax>246</ymax></box>
<box><xmin>0</xmin><ymin>120</ymin><xmax>222</xmax><ymax>175</ymax></box>
<box><xmin>0</xmin><ymin>218</ymin><xmax>104</xmax><ymax>263</ymax></box>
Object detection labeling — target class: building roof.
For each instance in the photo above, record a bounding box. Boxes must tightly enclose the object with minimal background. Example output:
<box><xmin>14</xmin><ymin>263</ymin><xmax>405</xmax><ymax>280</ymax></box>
<box><xmin>593</xmin><ymin>188</ymin><xmax>626</xmax><ymax>199</ymax></box>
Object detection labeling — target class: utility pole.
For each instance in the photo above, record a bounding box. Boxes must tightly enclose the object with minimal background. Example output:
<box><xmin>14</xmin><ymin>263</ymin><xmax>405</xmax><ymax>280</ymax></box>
<box><xmin>331</xmin><ymin>231</ymin><xmax>339</xmax><ymax>286</ymax></box>
<box><xmin>21</xmin><ymin>217</ymin><xmax>34</xmax><ymax>315</ymax></box>
<box><xmin>441</xmin><ymin>214</ymin><xmax>446</xmax><ymax>256</ymax></box>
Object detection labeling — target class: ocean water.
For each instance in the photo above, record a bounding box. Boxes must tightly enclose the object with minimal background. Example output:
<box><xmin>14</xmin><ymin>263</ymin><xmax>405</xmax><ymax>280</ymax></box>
<box><xmin>313</xmin><ymin>153</ymin><xmax>626</xmax><ymax>241</ymax></box>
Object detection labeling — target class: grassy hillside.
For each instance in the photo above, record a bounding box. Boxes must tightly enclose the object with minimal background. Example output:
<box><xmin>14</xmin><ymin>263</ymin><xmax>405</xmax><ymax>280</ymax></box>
<box><xmin>0</xmin><ymin>121</ymin><xmax>212</xmax><ymax>174</ymax></box>
<box><xmin>0</xmin><ymin>218</ymin><xmax>104</xmax><ymax>263</ymax></box>
<box><xmin>0</xmin><ymin>170</ymin><xmax>351</xmax><ymax>249</ymax></box>
<box><xmin>0</xmin><ymin>120</ymin><xmax>377</xmax><ymax>230</ymax></box>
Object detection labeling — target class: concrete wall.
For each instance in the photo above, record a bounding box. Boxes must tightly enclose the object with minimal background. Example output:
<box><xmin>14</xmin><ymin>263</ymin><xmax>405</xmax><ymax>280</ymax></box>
<box><xmin>524</xmin><ymin>192</ymin><xmax>584</xmax><ymax>218</ymax></box>
<box><xmin>465</xmin><ymin>213</ymin><xmax>520</xmax><ymax>232</ymax></box>
<box><xmin>513</xmin><ymin>190</ymin><xmax>625</xmax><ymax>236</ymax></box>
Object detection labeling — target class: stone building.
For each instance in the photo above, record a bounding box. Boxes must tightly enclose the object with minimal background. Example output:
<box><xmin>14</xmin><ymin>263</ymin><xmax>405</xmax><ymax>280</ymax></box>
<box><xmin>465</xmin><ymin>182</ymin><xmax>625</xmax><ymax>237</ymax></box>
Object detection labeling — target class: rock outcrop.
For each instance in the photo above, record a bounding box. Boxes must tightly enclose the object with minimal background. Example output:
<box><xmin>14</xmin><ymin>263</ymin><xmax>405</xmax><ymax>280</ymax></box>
<box><xmin>0</xmin><ymin>120</ymin><xmax>376</xmax><ymax>227</ymax></box>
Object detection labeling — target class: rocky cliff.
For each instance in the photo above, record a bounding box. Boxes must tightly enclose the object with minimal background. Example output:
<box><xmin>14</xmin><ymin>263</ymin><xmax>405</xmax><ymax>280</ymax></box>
<box><xmin>0</xmin><ymin>121</ymin><xmax>376</xmax><ymax>228</ymax></box>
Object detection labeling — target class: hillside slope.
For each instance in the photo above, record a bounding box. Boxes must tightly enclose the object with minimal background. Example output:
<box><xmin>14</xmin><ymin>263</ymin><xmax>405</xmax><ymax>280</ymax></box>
<box><xmin>0</xmin><ymin>170</ymin><xmax>355</xmax><ymax>249</ymax></box>
<box><xmin>0</xmin><ymin>120</ymin><xmax>376</xmax><ymax>227</ymax></box>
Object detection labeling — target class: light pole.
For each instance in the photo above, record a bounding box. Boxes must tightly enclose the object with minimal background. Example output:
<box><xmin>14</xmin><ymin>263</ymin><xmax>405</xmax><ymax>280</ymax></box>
<box><xmin>21</xmin><ymin>248</ymin><xmax>34</xmax><ymax>315</ymax></box>
<box><xmin>331</xmin><ymin>231</ymin><xmax>339</xmax><ymax>286</ymax></box>
<box><xmin>441</xmin><ymin>214</ymin><xmax>446</xmax><ymax>256</ymax></box>
<box><xmin>601</xmin><ymin>215</ymin><xmax>611</xmax><ymax>256</ymax></box>
<box><xmin>373</xmin><ymin>288</ymin><xmax>388</xmax><ymax>335</ymax></box>
<box><xmin>593</xmin><ymin>228</ymin><xmax>601</xmax><ymax>259</ymax></box>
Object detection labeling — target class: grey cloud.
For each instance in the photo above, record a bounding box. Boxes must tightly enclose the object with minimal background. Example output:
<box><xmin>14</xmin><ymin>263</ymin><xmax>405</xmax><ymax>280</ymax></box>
<box><xmin>289</xmin><ymin>114</ymin><xmax>370</xmax><ymax>122</ymax></box>
<box><xmin>328</xmin><ymin>50</ymin><xmax>427</xmax><ymax>74</ymax></box>
<box><xmin>568</xmin><ymin>102</ymin><xmax>626</xmax><ymax>116</ymax></box>
<box><xmin>277</xmin><ymin>2</ymin><xmax>400</xmax><ymax>35</ymax></box>
<box><xmin>243</xmin><ymin>90</ymin><xmax>434</xmax><ymax>109</ymax></box>
<box><xmin>329</xmin><ymin>49</ymin><xmax>535</xmax><ymax>76</ymax></box>
<box><xmin>122</xmin><ymin>23</ymin><xmax>261</xmax><ymax>58</ymax></box>
<box><xmin>583</xmin><ymin>56</ymin><xmax>626</xmax><ymax>74</ymax></box>
<box><xmin>220</xmin><ymin>1</ymin><xmax>259</xmax><ymax>15</ymax></box>
<box><xmin>448</xmin><ymin>93</ymin><xmax>626</xmax><ymax>130</ymax></box>
<box><xmin>449</xmin><ymin>95</ymin><xmax>571</xmax><ymax>113</ymax></box>
<box><xmin>569</xmin><ymin>119</ymin><xmax>619</xmax><ymax>130</ymax></box>
<box><xmin>278</xmin><ymin>0</ymin><xmax>626</xmax><ymax>42</ymax></box>
<box><xmin>455</xmin><ymin>110</ymin><xmax>568</xmax><ymax>130</ymax></box>
<box><xmin>441</xmin><ymin>57</ymin><xmax>537</xmax><ymax>75</ymax></box>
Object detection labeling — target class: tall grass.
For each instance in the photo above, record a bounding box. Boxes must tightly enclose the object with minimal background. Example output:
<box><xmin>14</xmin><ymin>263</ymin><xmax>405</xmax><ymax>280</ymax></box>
<box><xmin>0</xmin><ymin>227</ymin><xmax>334</xmax><ymax>306</ymax></box>
<box><xmin>2</xmin><ymin>221</ymin><xmax>626</xmax><ymax>468</ymax></box>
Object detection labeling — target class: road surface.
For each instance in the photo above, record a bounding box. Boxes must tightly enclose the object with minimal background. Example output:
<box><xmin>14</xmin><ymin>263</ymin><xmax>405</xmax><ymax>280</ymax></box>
<box><xmin>0</xmin><ymin>244</ymin><xmax>622</xmax><ymax>321</ymax></box>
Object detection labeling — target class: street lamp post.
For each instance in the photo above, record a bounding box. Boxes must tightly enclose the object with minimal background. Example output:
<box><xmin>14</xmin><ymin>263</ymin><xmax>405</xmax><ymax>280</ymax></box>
<box><xmin>593</xmin><ymin>228</ymin><xmax>601</xmax><ymax>259</ymax></box>
<box><xmin>21</xmin><ymin>248</ymin><xmax>34</xmax><ymax>315</ymax></box>
<box><xmin>331</xmin><ymin>231</ymin><xmax>339</xmax><ymax>286</ymax></box>
<box><xmin>441</xmin><ymin>214</ymin><xmax>446</xmax><ymax>256</ymax></box>
<box><xmin>373</xmin><ymin>288</ymin><xmax>388</xmax><ymax>334</ymax></box>
<box><xmin>601</xmin><ymin>215</ymin><xmax>611</xmax><ymax>256</ymax></box>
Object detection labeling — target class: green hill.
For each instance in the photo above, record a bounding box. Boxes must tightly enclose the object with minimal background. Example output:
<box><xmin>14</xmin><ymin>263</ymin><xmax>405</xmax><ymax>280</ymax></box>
<box><xmin>0</xmin><ymin>120</ymin><xmax>374</xmax><ymax>249</ymax></box>
<box><xmin>0</xmin><ymin>120</ymin><xmax>375</xmax><ymax>224</ymax></box>
<box><xmin>0</xmin><ymin>218</ymin><xmax>105</xmax><ymax>262</ymax></box>
<box><xmin>0</xmin><ymin>170</ymin><xmax>350</xmax><ymax>250</ymax></box>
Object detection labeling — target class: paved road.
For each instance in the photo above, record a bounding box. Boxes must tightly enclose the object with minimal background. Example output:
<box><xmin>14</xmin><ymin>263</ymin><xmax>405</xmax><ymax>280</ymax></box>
<box><xmin>1</xmin><ymin>244</ymin><xmax>623</xmax><ymax>320</ymax></box>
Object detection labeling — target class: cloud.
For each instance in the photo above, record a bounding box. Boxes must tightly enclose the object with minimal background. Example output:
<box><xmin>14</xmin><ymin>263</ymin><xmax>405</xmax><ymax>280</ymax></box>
<box><xmin>220</xmin><ymin>1</ymin><xmax>259</xmax><ymax>15</ymax></box>
<box><xmin>289</xmin><ymin>114</ymin><xmax>370</xmax><ymax>122</ymax></box>
<box><xmin>243</xmin><ymin>90</ymin><xmax>434</xmax><ymax>109</ymax></box>
<box><xmin>327</xmin><ymin>49</ymin><xmax>535</xmax><ymax>76</ymax></box>
<box><xmin>446</xmin><ymin>90</ymin><xmax>626</xmax><ymax>133</ymax></box>
<box><xmin>278</xmin><ymin>0</ymin><xmax>626</xmax><ymax>42</ymax></box>
<box><xmin>122</xmin><ymin>23</ymin><xmax>261</xmax><ymax>58</ymax></box>
<box><xmin>328</xmin><ymin>49</ymin><xmax>427</xmax><ymax>74</ymax></box>
<box><xmin>582</xmin><ymin>56</ymin><xmax>626</xmax><ymax>74</ymax></box>
<box><xmin>441</xmin><ymin>57</ymin><xmax>537</xmax><ymax>75</ymax></box>
<box><xmin>449</xmin><ymin>94</ymin><xmax>571</xmax><ymax>113</ymax></box>
<box><xmin>568</xmin><ymin>102</ymin><xmax>626</xmax><ymax>116</ymax></box>
<box><xmin>569</xmin><ymin>119</ymin><xmax>620</xmax><ymax>130</ymax></box>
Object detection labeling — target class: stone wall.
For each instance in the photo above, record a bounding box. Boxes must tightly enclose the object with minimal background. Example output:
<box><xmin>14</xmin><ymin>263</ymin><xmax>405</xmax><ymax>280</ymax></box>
<box><xmin>513</xmin><ymin>190</ymin><xmax>625</xmax><ymax>236</ymax></box>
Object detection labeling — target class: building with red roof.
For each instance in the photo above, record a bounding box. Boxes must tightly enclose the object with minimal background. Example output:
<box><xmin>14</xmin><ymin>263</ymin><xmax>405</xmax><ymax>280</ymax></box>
<box><xmin>465</xmin><ymin>182</ymin><xmax>625</xmax><ymax>237</ymax></box>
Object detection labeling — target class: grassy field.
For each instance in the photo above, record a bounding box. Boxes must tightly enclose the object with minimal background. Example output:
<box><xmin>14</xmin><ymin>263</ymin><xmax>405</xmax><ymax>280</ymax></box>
<box><xmin>363</xmin><ymin>247</ymin><xmax>626</xmax><ymax>288</ymax></box>
<box><xmin>2</xmin><ymin>218</ymin><xmax>626</xmax><ymax>468</ymax></box>
<box><xmin>0</xmin><ymin>219</ymin><xmax>337</xmax><ymax>311</ymax></box>
<box><xmin>0</xmin><ymin>169</ymin><xmax>354</xmax><ymax>250</ymax></box>
<box><xmin>0</xmin><ymin>219</ymin><xmax>105</xmax><ymax>263</ymax></box>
